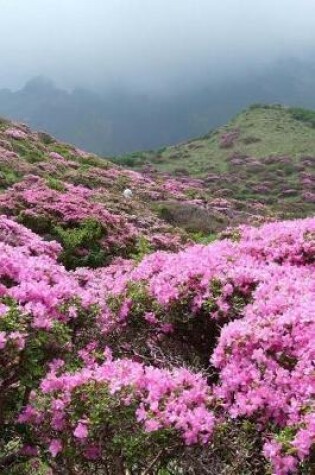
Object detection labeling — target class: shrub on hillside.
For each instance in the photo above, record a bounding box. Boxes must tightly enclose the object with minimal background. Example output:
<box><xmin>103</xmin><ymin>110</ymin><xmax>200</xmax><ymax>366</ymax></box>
<box><xmin>219</xmin><ymin>129</ymin><xmax>239</xmax><ymax>148</ymax></box>
<box><xmin>157</xmin><ymin>201</ymin><xmax>227</xmax><ymax>235</ymax></box>
<box><xmin>0</xmin><ymin>176</ymin><xmax>138</xmax><ymax>268</ymax></box>
<box><xmin>289</xmin><ymin>107</ymin><xmax>315</xmax><ymax>127</ymax></box>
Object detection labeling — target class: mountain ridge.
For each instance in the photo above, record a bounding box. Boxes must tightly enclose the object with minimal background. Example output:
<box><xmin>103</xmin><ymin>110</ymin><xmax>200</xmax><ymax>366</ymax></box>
<box><xmin>4</xmin><ymin>55</ymin><xmax>315</xmax><ymax>155</ymax></box>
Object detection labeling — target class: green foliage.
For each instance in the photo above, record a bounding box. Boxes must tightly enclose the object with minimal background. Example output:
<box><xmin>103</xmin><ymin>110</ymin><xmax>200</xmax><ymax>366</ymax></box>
<box><xmin>125</xmin><ymin>281</ymin><xmax>156</xmax><ymax>318</ymax></box>
<box><xmin>19</xmin><ymin>213</ymin><xmax>111</xmax><ymax>269</ymax></box>
<box><xmin>157</xmin><ymin>146</ymin><xmax>167</xmax><ymax>155</ymax></box>
<box><xmin>131</xmin><ymin>105</ymin><xmax>315</xmax><ymax>219</ymax></box>
<box><xmin>288</xmin><ymin>107</ymin><xmax>315</xmax><ymax>127</ymax></box>
<box><xmin>0</xmin><ymin>298</ymin><xmax>25</xmax><ymax>333</ymax></box>
<box><xmin>0</xmin><ymin>169</ymin><xmax>22</xmax><ymax>188</ymax></box>
<box><xmin>79</xmin><ymin>154</ymin><xmax>110</xmax><ymax>169</ymax></box>
<box><xmin>131</xmin><ymin>236</ymin><xmax>153</xmax><ymax>261</ymax></box>
<box><xmin>111</xmin><ymin>152</ymin><xmax>147</xmax><ymax>168</ymax></box>
<box><xmin>114</xmin><ymin>156</ymin><xmax>138</xmax><ymax>167</ymax></box>
<box><xmin>190</xmin><ymin>232</ymin><xmax>217</xmax><ymax>244</ymax></box>
<box><xmin>59</xmin><ymin>381</ymin><xmax>177</xmax><ymax>472</ymax></box>
<box><xmin>45</xmin><ymin>177</ymin><xmax>65</xmax><ymax>191</ymax></box>
<box><xmin>37</xmin><ymin>131</ymin><xmax>55</xmax><ymax>145</ymax></box>
<box><xmin>11</xmin><ymin>142</ymin><xmax>46</xmax><ymax>163</ymax></box>
<box><xmin>49</xmin><ymin>144</ymin><xmax>79</xmax><ymax>161</ymax></box>
<box><xmin>5</xmin><ymin>459</ymin><xmax>52</xmax><ymax>475</ymax></box>
<box><xmin>195</xmin><ymin>419</ymin><xmax>267</xmax><ymax>475</ymax></box>
<box><xmin>54</xmin><ymin>219</ymin><xmax>107</xmax><ymax>269</ymax></box>
<box><xmin>0</xmin><ymin>298</ymin><xmax>72</xmax><ymax>433</ymax></box>
<box><xmin>20</xmin><ymin>322</ymin><xmax>71</xmax><ymax>387</ymax></box>
<box><xmin>275</xmin><ymin>426</ymin><xmax>299</xmax><ymax>454</ymax></box>
<box><xmin>248</xmin><ymin>103</ymin><xmax>284</xmax><ymax>111</ymax></box>
<box><xmin>18</xmin><ymin>213</ymin><xmax>52</xmax><ymax>235</ymax></box>
<box><xmin>0</xmin><ymin>117</ymin><xmax>10</xmax><ymax>128</ymax></box>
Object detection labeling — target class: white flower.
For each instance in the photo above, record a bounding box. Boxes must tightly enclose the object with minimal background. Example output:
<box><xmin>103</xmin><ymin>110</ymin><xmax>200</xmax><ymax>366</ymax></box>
<box><xmin>123</xmin><ymin>188</ymin><xmax>133</xmax><ymax>199</ymax></box>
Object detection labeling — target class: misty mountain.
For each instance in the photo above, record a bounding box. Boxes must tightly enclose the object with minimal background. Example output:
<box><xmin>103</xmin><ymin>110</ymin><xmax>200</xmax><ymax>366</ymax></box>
<box><xmin>1</xmin><ymin>58</ymin><xmax>315</xmax><ymax>155</ymax></box>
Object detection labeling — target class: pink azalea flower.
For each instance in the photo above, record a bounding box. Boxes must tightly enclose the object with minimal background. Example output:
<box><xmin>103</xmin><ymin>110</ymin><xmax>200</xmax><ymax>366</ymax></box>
<box><xmin>48</xmin><ymin>439</ymin><xmax>62</xmax><ymax>457</ymax></box>
<box><xmin>73</xmin><ymin>422</ymin><xmax>89</xmax><ymax>439</ymax></box>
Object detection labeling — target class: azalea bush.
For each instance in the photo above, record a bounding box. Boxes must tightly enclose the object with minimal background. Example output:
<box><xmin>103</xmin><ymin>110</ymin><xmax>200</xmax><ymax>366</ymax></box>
<box><xmin>0</xmin><ymin>218</ymin><xmax>90</xmax><ymax>471</ymax></box>
<box><xmin>0</xmin><ymin>176</ymin><xmax>186</xmax><ymax>268</ymax></box>
<box><xmin>21</xmin><ymin>354</ymin><xmax>214</xmax><ymax>474</ymax></box>
<box><xmin>0</xmin><ymin>176</ymin><xmax>139</xmax><ymax>268</ymax></box>
<box><xmin>0</xmin><ymin>211</ymin><xmax>313</xmax><ymax>474</ymax></box>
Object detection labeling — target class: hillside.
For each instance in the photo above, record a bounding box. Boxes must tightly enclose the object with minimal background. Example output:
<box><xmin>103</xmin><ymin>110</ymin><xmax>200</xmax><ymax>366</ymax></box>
<box><xmin>115</xmin><ymin>105</ymin><xmax>315</xmax><ymax>218</ymax></box>
<box><xmin>0</xmin><ymin>116</ymin><xmax>314</xmax><ymax>474</ymax></box>
<box><xmin>0</xmin><ymin>116</ymin><xmax>284</xmax><ymax>248</ymax></box>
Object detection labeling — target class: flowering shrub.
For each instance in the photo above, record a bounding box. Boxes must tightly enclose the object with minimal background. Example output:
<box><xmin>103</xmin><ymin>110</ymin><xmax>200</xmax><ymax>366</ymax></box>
<box><xmin>0</xmin><ymin>218</ymin><xmax>104</xmax><ymax>470</ymax></box>
<box><xmin>0</xmin><ymin>176</ymin><xmax>188</xmax><ymax>267</ymax></box>
<box><xmin>0</xmin><ymin>217</ymin><xmax>209</xmax><ymax>473</ymax></box>
<box><xmin>219</xmin><ymin>129</ymin><xmax>239</xmax><ymax>148</ymax></box>
<box><xmin>0</xmin><ymin>116</ymin><xmax>314</xmax><ymax>473</ymax></box>
<box><xmin>0</xmin><ymin>176</ymin><xmax>138</xmax><ymax>268</ymax></box>
<box><xmin>21</xmin><ymin>353</ymin><xmax>214</xmax><ymax>472</ymax></box>
<box><xmin>212</xmin><ymin>265</ymin><xmax>315</xmax><ymax>474</ymax></box>
<box><xmin>80</xmin><ymin>217</ymin><xmax>313</xmax><ymax>474</ymax></box>
<box><xmin>5</xmin><ymin>127</ymin><xmax>28</xmax><ymax>140</ymax></box>
<box><xmin>0</xmin><ymin>214</ymin><xmax>61</xmax><ymax>258</ymax></box>
<box><xmin>0</xmin><ymin>213</ymin><xmax>313</xmax><ymax>474</ymax></box>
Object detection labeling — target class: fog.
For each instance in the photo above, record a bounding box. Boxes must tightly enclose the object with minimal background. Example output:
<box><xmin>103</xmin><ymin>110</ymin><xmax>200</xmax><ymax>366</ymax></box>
<box><xmin>1</xmin><ymin>0</ymin><xmax>315</xmax><ymax>94</ymax></box>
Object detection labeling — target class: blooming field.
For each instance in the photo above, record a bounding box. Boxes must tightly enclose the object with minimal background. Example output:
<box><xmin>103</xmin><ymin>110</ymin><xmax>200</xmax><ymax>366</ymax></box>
<box><xmin>0</xmin><ymin>211</ymin><xmax>312</xmax><ymax>474</ymax></box>
<box><xmin>0</xmin><ymin>121</ymin><xmax>314</xmax><ymax>474</ymax></box>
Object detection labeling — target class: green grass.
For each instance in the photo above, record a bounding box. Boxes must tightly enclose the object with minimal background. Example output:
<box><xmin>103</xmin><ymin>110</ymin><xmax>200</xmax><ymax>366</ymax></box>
<box><xmin>11</xmin><ymin>140</ymin><xmax>46</xmax><ymax>163</ymax></box>
<box><xmin>114</xmin><ymin>105</ymin><xmax>315</xmax><ymax>216</ymax></box>
<box><xmin>0</xmin><ymin>167</ymin><xmax>23</xmax><ymax>189</ymax></box>
<box><xmin>119</xmin><ymin>105</ymin><xmax>315</xmax><ymax>176</ymax></box>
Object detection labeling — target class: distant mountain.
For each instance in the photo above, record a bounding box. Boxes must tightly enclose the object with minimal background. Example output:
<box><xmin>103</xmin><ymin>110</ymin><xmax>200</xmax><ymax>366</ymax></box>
<box><xmin>0</xmin><ymin>77</ymin><xmax>114</xmax><ymax>154</ymax></box>
<box><xmin>2</xmin><ymin>57</ymin><xmax>315</xmax><ymax>154</ymax></box>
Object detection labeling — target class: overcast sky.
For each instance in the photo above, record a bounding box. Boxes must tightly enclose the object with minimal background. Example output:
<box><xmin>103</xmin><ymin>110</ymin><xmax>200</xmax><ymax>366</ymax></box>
<box><xmin>1</xmin><ymin>0</ymin><xmax>315</xmax><ymax>93</ymax></box>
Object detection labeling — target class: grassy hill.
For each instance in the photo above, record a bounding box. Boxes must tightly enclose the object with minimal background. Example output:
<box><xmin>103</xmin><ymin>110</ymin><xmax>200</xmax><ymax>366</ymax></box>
<box><xmin>114</xmin><ymin>105</ymin><xmax>315</xmax><ymax>217</ymax></box>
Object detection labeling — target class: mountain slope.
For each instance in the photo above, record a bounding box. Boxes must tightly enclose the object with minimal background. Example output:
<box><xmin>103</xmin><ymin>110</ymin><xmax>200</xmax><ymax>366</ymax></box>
<box><xmin>116</xmin><ymin>105</ymin><xmax>315</xmax><ymax>217</ymax></box>
<box><xmin>0</xmin><ymin>116</ymin><xmax>281</xmax><ymax>262</ymax></box>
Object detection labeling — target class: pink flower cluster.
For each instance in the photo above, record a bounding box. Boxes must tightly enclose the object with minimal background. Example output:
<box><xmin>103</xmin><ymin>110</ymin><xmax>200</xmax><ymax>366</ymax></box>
<box><xmin>212</xmin><ymin>264</ymin><xmax>314</xmax><ymax>474</ymax></box>
<box><xmin>5</xmin><ymin>127</ymin><xmax>28</xmax><ymax>140</ymax></box>
<box><xmin>0</xmin><ymin>176</ymin><xmax>187</xmax><ymax>258</ymax></box>
<box><xmin>237</xmin><ymin>217</ymin><xmax>315</xmax><ymax>264</ymax></box>
<box><xmin>0</xmin><ymin>175</ymin><xmax>138</xmax><ymax>256</ymax></box>
<box><xmin>0</xmin><ymin>217</ymin><xmax>105</xmax><ymax>369</ymax></box>
<box><xmin>87</xmin><ymin>217</ymin><xmax>313</xmax><ymax>473</ymax></box>
<box><xmin>0</xmin><ymin>224</ymin><xmax>83</xmax><ymax>334</ymax></box>
<box><xmin>0</xmin><ymin>214</ymin><xmax>61</xmax><ymax>258</ymax></box>
<box><xmin>21</xmin><ymin>352</ymin><xmax>214</xmax><ymax>457</ymax></box>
